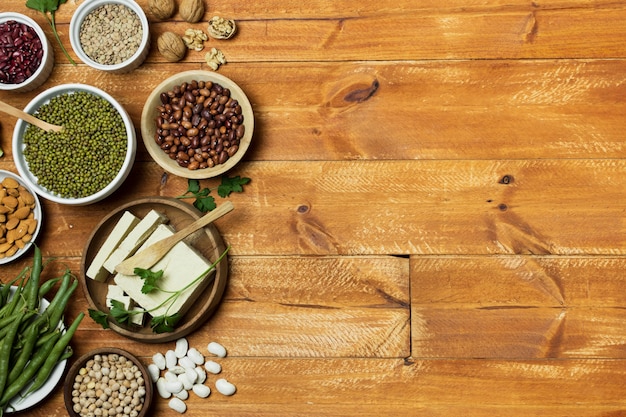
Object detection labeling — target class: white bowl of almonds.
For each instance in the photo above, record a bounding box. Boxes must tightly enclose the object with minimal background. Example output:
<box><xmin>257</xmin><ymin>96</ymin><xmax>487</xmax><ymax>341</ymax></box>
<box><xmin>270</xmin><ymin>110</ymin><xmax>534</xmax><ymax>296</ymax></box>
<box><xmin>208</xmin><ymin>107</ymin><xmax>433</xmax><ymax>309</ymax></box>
<box><xmin>0</xmin><ymin>170</ymin><xmax>42</xmax><ymax>264</ymax></box>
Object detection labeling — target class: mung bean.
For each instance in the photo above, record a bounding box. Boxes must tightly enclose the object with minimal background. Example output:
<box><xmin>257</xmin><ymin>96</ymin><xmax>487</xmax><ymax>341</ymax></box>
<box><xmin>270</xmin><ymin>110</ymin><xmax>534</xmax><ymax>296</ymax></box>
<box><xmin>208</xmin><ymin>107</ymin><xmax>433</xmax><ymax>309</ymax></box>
<box><xmin>23</xmin><ymin>91</ymin><xmax>127</xmax><ymax>199</ymax></box>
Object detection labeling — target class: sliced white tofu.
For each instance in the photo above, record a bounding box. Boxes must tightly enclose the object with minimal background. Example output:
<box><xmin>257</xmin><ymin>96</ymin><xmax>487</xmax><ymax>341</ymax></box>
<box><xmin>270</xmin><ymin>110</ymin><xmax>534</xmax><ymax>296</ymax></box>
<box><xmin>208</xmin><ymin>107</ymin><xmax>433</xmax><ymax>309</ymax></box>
<box><xmin>103</xmin><ymin>210</ymin><xmax>169</xmax><ymax>274</ymax></box>
<box><xmin>114</xmin><ymin>224</ymin><xmax>215</xmax><ymax>318</ymax></box>
<box><xmin>86</xmin><ymin>211</ymin><xmax>140</xmax><ymax>281</ymax></box>
<box><xmin>130</xmin><ymin>306</ymin><xmax>146</xmax><ymax>326</ymax></box>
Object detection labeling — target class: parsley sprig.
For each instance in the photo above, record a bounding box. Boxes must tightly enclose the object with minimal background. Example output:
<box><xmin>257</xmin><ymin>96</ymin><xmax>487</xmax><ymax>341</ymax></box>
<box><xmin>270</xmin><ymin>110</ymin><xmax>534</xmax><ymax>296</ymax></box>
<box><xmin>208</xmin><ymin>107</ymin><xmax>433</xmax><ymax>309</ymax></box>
<box><xmin>89</xmin><ymin>246</ymin><xmax>230</xmax><ymax>333</ymax></box>
<box><xmin>25</xmin><ymin>0</ymin><xmax>77</xmax><ymax>65</ymax></box>
<box><xmin>177</xmin><ymin>176</ymin><xmax>250</xmax><ymax>213</ymax></box>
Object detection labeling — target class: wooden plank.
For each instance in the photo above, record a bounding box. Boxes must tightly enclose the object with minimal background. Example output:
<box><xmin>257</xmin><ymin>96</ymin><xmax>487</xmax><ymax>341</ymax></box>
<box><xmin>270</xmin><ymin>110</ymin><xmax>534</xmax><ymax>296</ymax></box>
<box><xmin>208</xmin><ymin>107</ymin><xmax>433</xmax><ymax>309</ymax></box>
<box><xmin>2</xmin><ymin>159</ymin><xmax>625</xmax><ymax>256</ymax></box>
<box><xmin>24</xmin><ymin>357</ymin><xmax>626</xmax><ymax>416</ymax></box>
<box><xmin>7</xmin><ymin>0</ymin><xmax>626</xmax><ymax>62</ymax></box>
<box><xmin>3</xmin><ymin>60</ymin><xmax>625</xmax><ymax>162</ymax></box>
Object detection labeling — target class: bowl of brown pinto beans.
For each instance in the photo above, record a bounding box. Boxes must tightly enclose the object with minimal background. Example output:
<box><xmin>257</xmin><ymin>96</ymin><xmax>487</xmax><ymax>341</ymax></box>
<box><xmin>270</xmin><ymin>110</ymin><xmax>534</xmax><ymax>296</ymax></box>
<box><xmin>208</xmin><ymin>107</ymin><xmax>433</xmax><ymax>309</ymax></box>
<box><xmin>140</xmin><ymin>70</ymin><xmax>254</xmax><ymax>179</ymax></box>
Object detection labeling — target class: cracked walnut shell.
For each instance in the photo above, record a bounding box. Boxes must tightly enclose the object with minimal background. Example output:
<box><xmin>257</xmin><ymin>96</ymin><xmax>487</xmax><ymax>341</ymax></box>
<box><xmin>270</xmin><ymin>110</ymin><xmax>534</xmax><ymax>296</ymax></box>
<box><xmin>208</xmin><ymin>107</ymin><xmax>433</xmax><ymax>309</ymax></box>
<box><xmin>207</xmin><ymin>16</ymin><xmax>237</xmax><ymax>40</ymax></box>
<box><xmin>157</xmin><ymin>32</ymin><xmax>187</xmax><ymax>62</ymax></box>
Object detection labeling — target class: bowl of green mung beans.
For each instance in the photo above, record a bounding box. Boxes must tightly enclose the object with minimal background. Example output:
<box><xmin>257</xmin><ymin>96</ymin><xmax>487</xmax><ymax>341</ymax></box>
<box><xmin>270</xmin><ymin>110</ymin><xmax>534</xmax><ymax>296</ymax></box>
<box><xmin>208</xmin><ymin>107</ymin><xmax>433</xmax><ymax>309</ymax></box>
<box><xmin>12</xmin><ymin>83</ymin><xmax>136</xmax><ymax>205</ymax></box>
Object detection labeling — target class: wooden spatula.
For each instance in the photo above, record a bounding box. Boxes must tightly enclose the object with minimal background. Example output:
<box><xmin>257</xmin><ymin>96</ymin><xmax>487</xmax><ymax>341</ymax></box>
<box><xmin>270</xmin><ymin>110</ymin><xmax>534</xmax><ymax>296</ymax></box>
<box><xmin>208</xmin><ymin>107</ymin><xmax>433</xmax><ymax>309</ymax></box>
<box><xmin>114</xmin><ymin>201</ymin><xmax>234</xmax><ymax>275</ymax></box>
<box><xmin>0</xmin><ymin>99</ymin><xmax>64</xmax><ymax>133</ymax></box>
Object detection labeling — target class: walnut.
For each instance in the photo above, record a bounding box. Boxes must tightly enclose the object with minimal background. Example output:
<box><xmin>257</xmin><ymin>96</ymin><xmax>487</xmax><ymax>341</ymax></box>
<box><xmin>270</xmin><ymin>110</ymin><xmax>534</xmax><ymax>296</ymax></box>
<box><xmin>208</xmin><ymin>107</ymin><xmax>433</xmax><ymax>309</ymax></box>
<box><xmin>157</xmin><ymin>32</ymin><xmax>187</xmax><ymax>62</ymax></box>
<box><xmin>148</xmin><ymin>0</ymin><xmax>175</xmax><ymax>20</ymax></box>
<box><xmin>179</xmin><ymin>0</ymin><xmax>204</xmax><ymax>23</ymax></box>
<box><xmin>205</xmin><ymin>47</ymin><xmax>226</xmax><ymax>71</ymax></box>
<box><xmin>207</xmin><ymin>16</ymin><xmax>237</xmax><ymax>40</ymax></box>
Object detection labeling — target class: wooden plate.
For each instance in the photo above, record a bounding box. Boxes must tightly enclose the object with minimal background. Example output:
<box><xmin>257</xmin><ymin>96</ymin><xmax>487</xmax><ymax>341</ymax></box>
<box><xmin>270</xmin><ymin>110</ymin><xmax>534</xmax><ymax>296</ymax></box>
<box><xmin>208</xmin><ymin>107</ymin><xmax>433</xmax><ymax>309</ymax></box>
<box><xmin>79</xmin><ymin>197</ymin><xmax>228</xmax><ymax>343</ymax></box>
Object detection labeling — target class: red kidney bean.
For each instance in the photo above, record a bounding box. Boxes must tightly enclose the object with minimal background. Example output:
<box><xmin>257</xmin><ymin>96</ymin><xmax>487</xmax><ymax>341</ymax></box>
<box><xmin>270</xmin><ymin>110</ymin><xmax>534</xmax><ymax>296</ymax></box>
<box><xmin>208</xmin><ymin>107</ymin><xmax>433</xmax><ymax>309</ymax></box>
<box><xmin>0</xmin><ymin>20</ymin><xmax>43</xmax><ymax>85</ymax></box>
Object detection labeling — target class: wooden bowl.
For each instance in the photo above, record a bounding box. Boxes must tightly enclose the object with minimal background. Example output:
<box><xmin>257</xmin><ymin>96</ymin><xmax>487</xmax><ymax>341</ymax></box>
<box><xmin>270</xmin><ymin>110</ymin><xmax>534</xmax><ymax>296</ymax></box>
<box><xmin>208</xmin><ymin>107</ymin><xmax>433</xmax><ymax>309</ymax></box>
<box><xmin>140</xmin><ymin>70</ymin><xmax>254</xmax><ymax>179</ymax></box>
<box><xmin>79</xmin><ymin>197</ymin><xmax>229</xmax><ymax>343</ymax></box>
<box><xmin>64</xmin><ymin>347</ymin><xmax>153</xmax><ymax>417</ymax></box>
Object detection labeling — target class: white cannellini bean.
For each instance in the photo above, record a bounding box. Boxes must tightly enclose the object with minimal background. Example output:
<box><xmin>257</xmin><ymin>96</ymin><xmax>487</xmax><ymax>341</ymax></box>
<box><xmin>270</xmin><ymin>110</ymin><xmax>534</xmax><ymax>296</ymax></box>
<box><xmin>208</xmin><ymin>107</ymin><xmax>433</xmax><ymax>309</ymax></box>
<box><xmin>215</xmin><ymin>378</ymin><xmax>236</xmax><ymax>396</ymax></box>
<box><xmin>164</xmin><ymin>380</ymin><xmax>184</xmax><ymax>394</ymax></box>
<box><xmin>179</xmin><ymin>356</ymin><xmax>196</xmax><ymax>370</ymax></box>
<box><xmin>175</xmin><ymin>388</ymin><xmax>189</xmax><ymax>400</ymax></box>
<box><xmin>156</xmin><ymin>377</ymin><xmax>172</xmax><ymax>399</ymax></box>
<box><xmin>165</xmin><ymin>350</ymin><xmax>178</xmax><ymax>369</ymax></box>
<box><xmin>178</xmin><ymin>373</ymin><xmax>194</xmax><ymax>391</ymax></box>
<box><xmin>207</xmin><ymin>342</ymin><xmax>227</xmax><ymax>358</ymax></box>
<box><xmin>185</xmin><ymin>367</ymin><xmax>198</xmax><ymax>384</ymax></box>
<box><xmin>175</xmin><ymin>338</ymin><xmax>189</xmax><ymax>358</ymax></box>
<box><xmin>147</xmin><ymin>364</ymin><xmax>160</xmax><ymax>383</ymax></box>
<box><xmin>164</xmin><ymin>371</ymin><xmax>179</xmax><ymax>382</ymax></box>
<box><xmin>187</xmin><ymin>347</ymin><xmax>204</xmax><ymax>365</ymax></box>
<box><xmin>152</xmin><ymin>352</ymin><xmax>166</xmax><ymax>370</ymax></box>
<box><xmin>204</xmin><ymin>360</ymin><xmax>221</xmax><ymax>374</ymax></box>
<box><xmin>168</xmin><ymin>397</ymin><xmax>187</xmax><ymax>414</ymax></box>
<box><xmin>194</xmin><ymin>366</ymin><xmax>207</xmax><ymax>384</ymax></box>
<box><xmin>169</xmin><ymin>365</ymin><xmax>187</xmax><ymax>375</ymax></box>
<box><xmin>192</xmin><ymin>383</ymin><xmax>211</xmax><ymax>398</ymax></box>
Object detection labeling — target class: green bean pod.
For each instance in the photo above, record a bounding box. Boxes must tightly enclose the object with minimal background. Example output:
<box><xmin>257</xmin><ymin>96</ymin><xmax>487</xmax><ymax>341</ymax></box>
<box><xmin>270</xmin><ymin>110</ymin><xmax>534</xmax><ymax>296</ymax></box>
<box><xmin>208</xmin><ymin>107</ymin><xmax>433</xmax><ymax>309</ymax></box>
<box><xmin>24</xmin><ymin>246</ymin><xmax>42</xmax><ymax>311</ymax></box>
<box><xmin>0</xmin><ymin>311</ymin><xmax>24</xmax><ymax>400</ymax></box>
<box><xmin>6</xmin><ymin>321</ymin><xmax>41</xmax><ymax>386</ymax></box>
<box><xmin>37</xmin><ymin>277</ymin><xmax>61</xmax><ymax>300</ymax></box>
<box><xmin>40</xmin><ymin>278</ymin><xmax>78</xmax><ymax>336</ymax></box>
<box><xmin>26</xmin><ymin>312</ymin><xmax>84</xmax><ymax>396</ymax></box>
<box><xmin>0</xmin><ymin>332</ymin><xmax>60</xmax><ymax>408</ymax></box>
<box><xmin>0</xmin><ymin>311</ymin><xmax>36</xmax><ymax>342</ymax></box>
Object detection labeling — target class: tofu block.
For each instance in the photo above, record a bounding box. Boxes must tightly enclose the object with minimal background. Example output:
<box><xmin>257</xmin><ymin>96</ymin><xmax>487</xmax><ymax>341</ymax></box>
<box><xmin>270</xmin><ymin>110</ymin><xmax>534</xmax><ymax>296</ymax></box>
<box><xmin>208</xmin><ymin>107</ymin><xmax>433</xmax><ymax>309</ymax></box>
<box><xmin>114</xmin><ymin>224</ymin><xmax>215</xmax><ymax>318</ymax></box>
<box><xmin>86</xmin><ymin>211</ymin><xmax>140</xmax><ymax>281</ymax></box>
<box><xmin>130</xmin><ymin>306</ymin><xmax>145</xmax><ymax>326</ymax></box>
<box><xmin>106</xmin><ymin>284</ymin><xmax>125</xmax><ymax>301</ymax></box>
<box><xmin>103</xmin><ymin>210</ymin><xmax>169</xmax><ymax>274</ymax></box>
<box><xmin>107</xmin><ymin>295</ymin><xmax>132</xmax><ymax>310</ymax></box>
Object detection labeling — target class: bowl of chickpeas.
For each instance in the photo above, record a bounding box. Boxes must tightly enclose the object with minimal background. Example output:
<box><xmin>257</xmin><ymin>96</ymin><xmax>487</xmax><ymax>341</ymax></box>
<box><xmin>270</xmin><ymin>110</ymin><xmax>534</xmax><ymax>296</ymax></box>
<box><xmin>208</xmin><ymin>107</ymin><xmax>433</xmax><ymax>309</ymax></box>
<box><xmin>141</xmin><ymin>70</ymin><xmax>254</xmax><ymax>179</ymax></box>
<box><xmin>63</xmin><ymin>347</ymin><xmax>153</xmax><ymax>417</ymax></box>
<box><xmin>12</xmin><ymin>83</ymin><xmax>136</xmax><ymax>205</ymax></box>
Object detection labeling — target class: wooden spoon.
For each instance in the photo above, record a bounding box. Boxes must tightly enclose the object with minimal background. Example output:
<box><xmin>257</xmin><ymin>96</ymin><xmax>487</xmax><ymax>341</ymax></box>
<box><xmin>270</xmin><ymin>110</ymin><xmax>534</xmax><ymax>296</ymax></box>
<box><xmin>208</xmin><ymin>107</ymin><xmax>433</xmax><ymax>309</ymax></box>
<box><xmin>115</xmin><ymin>201</ymin><xmax>234</xmax><ymax>275</ymax></box>
<box><xmin>0</xmin><ymin>99</ymin><xmax>63</xmax><ymax>133</ymax></box>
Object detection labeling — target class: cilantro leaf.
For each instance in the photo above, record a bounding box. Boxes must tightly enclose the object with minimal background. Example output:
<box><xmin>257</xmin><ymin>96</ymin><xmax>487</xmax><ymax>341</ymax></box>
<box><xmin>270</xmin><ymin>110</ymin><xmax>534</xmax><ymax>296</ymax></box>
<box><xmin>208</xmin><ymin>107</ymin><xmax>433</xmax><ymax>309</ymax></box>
<box><xmin>187</xmin><ymin>179</ymin><xmax>201</xmax><ymax>195</ymax></box>
<box><xmin>151</xmin><ymin>313</ymin><xmax>182</xmax><ymax>333</ymax></box>
<box><xmin>135</xmin><ymin>268</ymin><xmax>164</xmax><ymax>294</ymax></box>
<box><xmin>109</xmin><ymin>299</ymin><xmax>131</xmax><ymax>325</ymax></box>
<box><xmin>25</xmin><ymin>0</ymin><xmax>76</xmax><ymax>65</ymax></box>
<box><xmin>88</xmin><ymin>308</ymin><xmax>110</xmax><ymax>329</ymax></box>
<box><xmin>218</xmin><ymin>175</ymin><xmax>251</xmax><ymax>198</ymax></box>
<box><xmin>194</xmin><ymin>195</ymin><xmax>216</xmax><ymax>212</ymax></box>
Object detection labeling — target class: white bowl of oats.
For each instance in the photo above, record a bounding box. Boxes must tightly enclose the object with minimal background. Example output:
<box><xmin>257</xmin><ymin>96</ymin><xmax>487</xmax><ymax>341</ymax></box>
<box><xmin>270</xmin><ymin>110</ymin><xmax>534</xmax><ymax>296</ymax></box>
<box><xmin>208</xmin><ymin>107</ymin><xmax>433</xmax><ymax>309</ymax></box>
<box><xmin>69</xmin><ymin>0</ymin><xmax>150</xmax><ymax>73</ymax></box>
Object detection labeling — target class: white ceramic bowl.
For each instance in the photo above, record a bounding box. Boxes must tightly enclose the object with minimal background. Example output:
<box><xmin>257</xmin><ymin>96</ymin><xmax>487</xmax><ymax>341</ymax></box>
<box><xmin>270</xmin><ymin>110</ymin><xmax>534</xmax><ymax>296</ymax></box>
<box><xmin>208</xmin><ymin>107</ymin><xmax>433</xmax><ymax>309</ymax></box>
<box><xmin>69</xmin><ymin>0</ymin><xmax>150</xmax><ymax>73</ymax></box>
<box><xmin>12</xmin><ymin>84</ymin><xmax>136</xmax><ymax>206</ymax></box>
<box><xmin>0</xmin><ymin>12</ymin><xmax>54</xmax><ymax>92</ymax></box>
<box><xmin>141</xmin><ymin>70</ymin><xmax>254</xmax><ymax>179</ymax></box>
<box><xmin>0</xmin><ymin>170</ymin><xmax>43</xmax><ymax>265</ymax></box>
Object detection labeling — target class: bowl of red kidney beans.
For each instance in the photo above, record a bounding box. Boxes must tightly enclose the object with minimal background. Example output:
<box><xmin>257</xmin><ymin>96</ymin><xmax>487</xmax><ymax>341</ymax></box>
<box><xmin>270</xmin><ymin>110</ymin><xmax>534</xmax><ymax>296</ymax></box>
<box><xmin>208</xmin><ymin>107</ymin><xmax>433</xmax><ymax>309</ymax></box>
<box><xmin>0</xmin><ymin>12</ymin><xmax>54</xmax><ymax>93</ymax></box>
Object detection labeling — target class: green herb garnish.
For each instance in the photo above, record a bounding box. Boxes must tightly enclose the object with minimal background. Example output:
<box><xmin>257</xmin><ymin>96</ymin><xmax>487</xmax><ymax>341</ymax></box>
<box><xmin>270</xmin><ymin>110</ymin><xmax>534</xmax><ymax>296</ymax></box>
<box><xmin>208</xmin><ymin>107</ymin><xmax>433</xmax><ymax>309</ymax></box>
<box><xmin>25</xmin><ymin>0</ymin><xmax>77</xmax><ymax>65</ymax></box>
<box><xmin>177</xmin><ymin>175</ymin><xmax>250</xmax><ymax>213</ymax></box>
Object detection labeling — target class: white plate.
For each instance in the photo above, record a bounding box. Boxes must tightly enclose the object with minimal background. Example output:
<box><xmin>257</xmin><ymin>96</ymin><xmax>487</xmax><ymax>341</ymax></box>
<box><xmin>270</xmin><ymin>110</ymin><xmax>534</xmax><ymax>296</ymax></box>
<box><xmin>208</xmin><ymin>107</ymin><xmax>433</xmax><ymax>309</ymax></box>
<box><xmin>5</xmin><ymin>287</ymin><xmax>67</xmax><ymax>413</ymax></box>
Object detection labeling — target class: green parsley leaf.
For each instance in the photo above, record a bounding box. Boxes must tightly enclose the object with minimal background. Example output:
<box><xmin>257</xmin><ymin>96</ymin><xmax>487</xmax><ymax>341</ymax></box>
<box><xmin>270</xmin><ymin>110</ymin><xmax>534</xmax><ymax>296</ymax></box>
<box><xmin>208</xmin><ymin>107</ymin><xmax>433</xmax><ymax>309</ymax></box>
<box><xmin>187</xmin><ymin>179</ymin><xmax>201</xmax><ymax>195</ymax></box>
<box><xmin>135</xmin><ymin>268</ymin><xmax>164</xmax><ymax>294</ymax></box>
<box><xmin>25</xmin><ymin>0</ymin><xmax>76</xmax><ymax>65</ymax></box>
<box><xmin>194</xmin><ymin>195</ymin><xmax>216</xmax><ymax>212</ymax></box>
<box><xmin>109</xmin><ymin>299</ymin><xmax>131</xmax><ymax>325</ymax></box>
<box><xmin>218</xmin><ymin>175</ymin><xmax>251</xmax><ymax>198</ymax></box>
<box><xmin>88</xmin><ymin>308</ymin><xmax>110</xmax><ymax>329</ymax></box>
<box><xmin>151</xmin><ymin>313</ymin><xmax>182</xmax><ymax>333</ymax></box>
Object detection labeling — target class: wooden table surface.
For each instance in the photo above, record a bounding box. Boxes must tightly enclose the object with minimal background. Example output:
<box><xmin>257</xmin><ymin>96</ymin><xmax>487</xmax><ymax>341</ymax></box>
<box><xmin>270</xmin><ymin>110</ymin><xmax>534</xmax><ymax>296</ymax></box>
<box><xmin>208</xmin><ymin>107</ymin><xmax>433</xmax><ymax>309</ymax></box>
<box><xmin>2</xmin><ymin>0</ymin><xmax>626</xmax><ymax>415</ymax></box>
